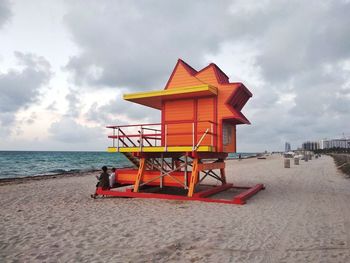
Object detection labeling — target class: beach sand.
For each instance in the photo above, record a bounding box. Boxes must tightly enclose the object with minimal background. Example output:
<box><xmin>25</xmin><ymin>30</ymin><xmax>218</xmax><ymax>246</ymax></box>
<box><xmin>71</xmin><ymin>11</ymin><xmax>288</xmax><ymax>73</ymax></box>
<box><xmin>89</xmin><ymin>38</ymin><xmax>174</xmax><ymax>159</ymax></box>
<box><xmin>1</xmin><ymin>155</ymin><xmax>350</xmax><ymax>262</ymax></box>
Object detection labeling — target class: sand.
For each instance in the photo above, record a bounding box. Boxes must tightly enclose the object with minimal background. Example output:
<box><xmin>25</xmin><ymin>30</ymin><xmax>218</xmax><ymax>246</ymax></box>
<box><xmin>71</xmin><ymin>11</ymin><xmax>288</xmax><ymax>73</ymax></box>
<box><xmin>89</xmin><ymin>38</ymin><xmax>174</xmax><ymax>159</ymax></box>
<box><xmin>1</xmin><ymin>155</ymin><xmax>350</xmax><ymax>262</ymax></box>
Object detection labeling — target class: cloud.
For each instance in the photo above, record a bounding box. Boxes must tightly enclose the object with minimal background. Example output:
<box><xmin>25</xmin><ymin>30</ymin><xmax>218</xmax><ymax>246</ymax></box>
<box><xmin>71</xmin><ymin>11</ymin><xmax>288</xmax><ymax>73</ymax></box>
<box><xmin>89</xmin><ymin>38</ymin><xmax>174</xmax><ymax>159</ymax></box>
<box><xmin>86</xmin><ymin>95</ymin><xmax>160</xmax><ymax>126</ymax></box>
<box><xmin>0</xmin><ymin>52</ymin><xmax>51</xmax><ymax>135</ymax></box>
<box><xmin>48</xmin><ymin>118</ymin><xmax>102</xmax><ymax>144</ymax></box>
<box><xmin>61</xmin><ymin>0</ymin><xmax>350</xmax><ymax>151</ymax></box>
<box><xmin>64</xmin><ymin>87</ymin><xmax>81</xmax><ymax>118</ymax></box>
<box><xmin>63</xmin><ymin>0</ymin><xmax>237</xmax><ymax>90</ymax></box>
<box><xmin>48</xmin><ymin>88</ymin><xmax>107</xmax><ymax>146</ymax></box>
<box><xmin>0</xmin><ymin>0</ymin><xmax>11</xmax><ymax>29</ymax></box>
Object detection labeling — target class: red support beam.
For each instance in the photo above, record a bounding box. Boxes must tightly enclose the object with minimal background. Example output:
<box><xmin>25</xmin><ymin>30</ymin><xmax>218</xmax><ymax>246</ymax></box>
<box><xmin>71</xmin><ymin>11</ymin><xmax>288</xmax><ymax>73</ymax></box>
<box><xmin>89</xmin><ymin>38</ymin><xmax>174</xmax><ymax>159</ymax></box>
<box><xmin>95</xmin><ymin>183</ymin><xmax>265</xmax><ymax>205</ymax></box>
<box><xmin>193</xmin><ymin>183</ymin><xmax>233</xmax><ymax>198</ymax></box>
<box><xmin>232</xmin><ymin>184</ymin><xmax>265</xmax><ymax>205</ymax></box>
<box><xmin>197</xmin><ymin>162</ymin><xmax>225</xmax><ymax>171</ymax></box>
<box><xmin>189</xmin><ymin>152</ymin><xmax>228</xmax><ymax>159</ymax></box>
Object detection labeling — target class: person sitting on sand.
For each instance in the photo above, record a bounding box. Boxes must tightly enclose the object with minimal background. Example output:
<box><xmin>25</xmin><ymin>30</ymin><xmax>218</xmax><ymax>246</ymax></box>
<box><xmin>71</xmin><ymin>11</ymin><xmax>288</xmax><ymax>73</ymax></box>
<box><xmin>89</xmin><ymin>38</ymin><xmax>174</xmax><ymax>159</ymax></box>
<box><xmin>109</xmin><ymin>167</ymin><xmax>116</xmax><ymax>188</ymax></box>
<box><xmin>91</xmin><ymin>166</ymin><xmax>110</xmax><ymax>198</ymax></box>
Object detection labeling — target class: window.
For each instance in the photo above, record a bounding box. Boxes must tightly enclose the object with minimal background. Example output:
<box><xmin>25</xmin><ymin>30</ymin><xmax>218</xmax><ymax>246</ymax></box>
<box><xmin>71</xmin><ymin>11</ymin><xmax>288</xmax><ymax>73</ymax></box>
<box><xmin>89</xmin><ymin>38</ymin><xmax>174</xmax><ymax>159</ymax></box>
<box><xmin>223</xmin><ymin>123</ymin><xmax>232</xmax><ymax>146</ymax></box>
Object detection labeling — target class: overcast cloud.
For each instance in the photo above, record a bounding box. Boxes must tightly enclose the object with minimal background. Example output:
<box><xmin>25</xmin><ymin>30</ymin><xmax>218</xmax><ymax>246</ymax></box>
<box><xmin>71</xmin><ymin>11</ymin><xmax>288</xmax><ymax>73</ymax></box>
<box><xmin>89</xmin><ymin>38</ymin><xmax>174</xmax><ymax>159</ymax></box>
<box><xmin>62</xmin><ymin>0</ymin><xmax>350</xmax><ymax>150</ymax></box>
<box><xmin>0</xmin><ymin>0</ymin><xmax>11</xmax><ymax>29</ymax></box>
<box><xmin>0</xmin><ymin>0</ymin><xmax>349</xmax><ymax>151</ymax></box>
<box><xmin>64</xmin><ymin>0</ymin><xmax>235</xmax><ymax>89</ymax></box>
<box><xmin>0</xmin><ymin>52</ymin><xmax>51</xmax><ymax>135</ymax></box>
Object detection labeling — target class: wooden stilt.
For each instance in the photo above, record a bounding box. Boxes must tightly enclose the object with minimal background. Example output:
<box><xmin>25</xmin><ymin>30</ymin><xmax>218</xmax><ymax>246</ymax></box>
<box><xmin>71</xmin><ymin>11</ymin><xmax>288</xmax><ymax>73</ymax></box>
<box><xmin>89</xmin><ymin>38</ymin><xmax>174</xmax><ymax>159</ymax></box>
<box><xmin>220</xmin><ymin>167</ymin><xmax>227</xmax><ymax>184</ymax></box>
<box><xmin>133</xmin><ymin>158</ymin><xmax>146</xmax><ymax>192</ymax></box>
<box><xmin>218</xmin><ymin>158</ymin><xmax>226</xmax><ymax>184</ymax></box>
<box><xmin>188</xmin><ymin>158</ymin><xmax>199</xmax><ymax>197</ymax></box>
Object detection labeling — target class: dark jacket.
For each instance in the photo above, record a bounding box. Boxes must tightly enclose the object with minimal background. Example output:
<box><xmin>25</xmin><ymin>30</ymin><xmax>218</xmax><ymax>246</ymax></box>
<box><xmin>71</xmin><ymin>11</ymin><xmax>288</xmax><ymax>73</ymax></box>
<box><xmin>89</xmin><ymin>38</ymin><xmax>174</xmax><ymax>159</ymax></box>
<box><xmin>98</xmin><ymin>172</ymin><xmax>110</xmax><ymax>190</ymax></box>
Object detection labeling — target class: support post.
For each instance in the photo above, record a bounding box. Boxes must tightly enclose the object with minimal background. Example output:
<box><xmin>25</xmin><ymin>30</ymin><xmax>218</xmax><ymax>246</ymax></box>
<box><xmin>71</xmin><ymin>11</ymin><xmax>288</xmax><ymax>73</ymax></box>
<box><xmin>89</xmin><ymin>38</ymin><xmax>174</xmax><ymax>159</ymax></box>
<box><xmin>139</xmin><ymin>127</ymin><xmax>143</xmax><ymax>152</ymax></box>
<box><xmin>117</xmin><ymin>128</ymin><xmax>120</xmax><ymax>152</ymax></box>
<box><xmin>192</xmin><ymin>122</ymin><xmax>195</xmax><ymax>150</ymax></box>
<box><xmin>165</xmin><ymin>125</ymin><xmax>168</xmax><ymax>151</ymax></box>
<box><xmin>113</xmin><ymin>128</ymin><xmax>115</xmax><ymax>147</ymax></box>
<box><xmin>211</xmin><ymin>123</ymin><xmax>213</xmax><ymax>147</ymax></box>
<box><xmin>219</xmin><ymin>159</ymin><xmax>227</xmax><ymax>184</ymax></box>
<box><xmin>160</xmin><ymin>154</ymin><xmax>164</xmax><ymax>188</ymax></box>
<box><xmin>184</xmin><ymin>155</ymin><xmax>188</xmax><ymax>188</ymax></box>
<box><xmin>133</xmin><ymin>158</ymin><xmax>146</xmax><ymax>192</ymax></box>
<box><xmin>188</xmin><ymin>158</ymin><xmax>199</xmax><ymax>197</ymax></box>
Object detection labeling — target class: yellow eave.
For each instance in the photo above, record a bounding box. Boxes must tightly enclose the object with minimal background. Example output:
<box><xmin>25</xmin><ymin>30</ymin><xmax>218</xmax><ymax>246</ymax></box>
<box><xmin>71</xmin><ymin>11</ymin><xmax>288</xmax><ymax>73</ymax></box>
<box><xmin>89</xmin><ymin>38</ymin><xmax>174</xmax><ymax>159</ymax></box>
<box><xmin>107</xmin><ymin>146</ymin><xmax>215</xmax><ymax>153</ymax></box>
<box><xmin>123</xmin><ymin>84</ymin><xmax>218</xmax><ymax>109</ymax></box>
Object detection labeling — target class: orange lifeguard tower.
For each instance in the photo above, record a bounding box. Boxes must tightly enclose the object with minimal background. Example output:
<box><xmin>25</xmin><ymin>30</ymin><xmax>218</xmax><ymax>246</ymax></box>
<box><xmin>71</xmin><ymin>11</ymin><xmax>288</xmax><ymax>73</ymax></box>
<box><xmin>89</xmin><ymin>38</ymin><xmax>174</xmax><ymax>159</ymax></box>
<box><xmin>97</xmin><ymin>59</ymin><xmax>264</xmax><ymax>204</ymax></box>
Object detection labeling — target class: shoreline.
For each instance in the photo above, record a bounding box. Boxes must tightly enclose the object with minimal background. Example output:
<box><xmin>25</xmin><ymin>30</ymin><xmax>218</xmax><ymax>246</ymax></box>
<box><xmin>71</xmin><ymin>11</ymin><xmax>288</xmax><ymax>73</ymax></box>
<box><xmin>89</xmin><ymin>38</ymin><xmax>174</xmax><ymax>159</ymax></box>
<box><xmin>1</xmin><ymin>154</ymin><xmax>348</xmax><ymax>188</ymax></box>
<box><xmin>0</xmin><ymin>158</ymin><xmax>252</xmax><ymax>186</ymax></box>
<box><xmin>0</xmin><ymin>157</ymin><xmax>254</xmax><ymax>185</ymax></box>
<box><xmin>0</xmin><ymin>170</ymin><xmax>99</xmax><ymax>186</ymax></box>
<box><xmin>1</xmin><ymin>155</ymin><xmax>350</xmax><ymax>262</ymax></box>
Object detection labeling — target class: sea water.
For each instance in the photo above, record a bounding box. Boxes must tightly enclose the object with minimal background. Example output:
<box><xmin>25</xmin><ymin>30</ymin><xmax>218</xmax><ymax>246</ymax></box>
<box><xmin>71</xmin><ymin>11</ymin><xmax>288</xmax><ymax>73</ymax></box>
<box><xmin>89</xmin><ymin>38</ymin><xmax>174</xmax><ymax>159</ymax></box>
<box><xmin>0</xmin><ymin>151</ymin><xmax>257</xmax><ymax>179</ymax></box>
<box><xmin>0</xmin><ymin>151</ymin><xmax>132</xmax><ymax>179</ymax></box>
<box><xmin>228</xmin><ymin>152</ymin><xmax>257</xmax><ymax>159</ymax></box>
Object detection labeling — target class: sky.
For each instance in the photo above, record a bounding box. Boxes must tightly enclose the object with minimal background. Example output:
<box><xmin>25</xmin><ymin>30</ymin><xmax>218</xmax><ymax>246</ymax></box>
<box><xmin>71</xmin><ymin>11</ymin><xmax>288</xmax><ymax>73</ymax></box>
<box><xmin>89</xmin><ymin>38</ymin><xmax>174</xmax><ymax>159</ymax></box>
<box><xmin>0</xmin><ymin>0</ymin><xmax>350</xmax><ymax>152</ymax></box>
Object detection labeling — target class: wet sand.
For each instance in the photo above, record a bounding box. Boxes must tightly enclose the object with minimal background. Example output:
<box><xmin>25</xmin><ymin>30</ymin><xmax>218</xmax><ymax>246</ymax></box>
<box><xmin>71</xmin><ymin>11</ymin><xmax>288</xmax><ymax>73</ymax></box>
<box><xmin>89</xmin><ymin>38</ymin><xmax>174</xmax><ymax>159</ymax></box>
<box><xmin>1</xmin><ymin>155</ymin><xmax>350</xmax><ymax>262</ymax></box>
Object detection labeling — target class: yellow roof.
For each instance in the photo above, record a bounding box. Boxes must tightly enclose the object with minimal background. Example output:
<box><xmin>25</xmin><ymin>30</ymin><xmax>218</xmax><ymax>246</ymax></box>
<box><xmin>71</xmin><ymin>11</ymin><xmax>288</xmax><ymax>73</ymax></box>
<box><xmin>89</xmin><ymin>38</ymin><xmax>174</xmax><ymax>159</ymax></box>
<box><xmin>123</xmin><ymin>84</ymin><xmax>218</xmax><ymax>109</ymax></box>
<box><xmin>108</xmin><ymin>146</ymin><xmax>215</xmax><ymax>153</ymax></box>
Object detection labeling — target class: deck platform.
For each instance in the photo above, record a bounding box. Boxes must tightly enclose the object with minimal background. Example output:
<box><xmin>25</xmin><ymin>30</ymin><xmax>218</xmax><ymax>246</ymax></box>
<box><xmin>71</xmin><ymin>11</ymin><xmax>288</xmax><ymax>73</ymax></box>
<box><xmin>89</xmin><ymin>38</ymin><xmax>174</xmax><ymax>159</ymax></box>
<box><xmin>96</xmin><ymin>183</ymin><xmax>265</xmax><ymax>205</ymax></box>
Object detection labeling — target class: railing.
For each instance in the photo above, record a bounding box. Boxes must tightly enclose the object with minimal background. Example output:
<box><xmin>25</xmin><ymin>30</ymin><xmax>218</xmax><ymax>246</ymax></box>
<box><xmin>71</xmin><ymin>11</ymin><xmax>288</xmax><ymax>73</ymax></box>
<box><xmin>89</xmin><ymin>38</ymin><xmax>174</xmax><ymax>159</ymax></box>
<box><xmin>107</xmin><ymin>120</ymin><xmax>217</xmax><ymax>151</ymax></box>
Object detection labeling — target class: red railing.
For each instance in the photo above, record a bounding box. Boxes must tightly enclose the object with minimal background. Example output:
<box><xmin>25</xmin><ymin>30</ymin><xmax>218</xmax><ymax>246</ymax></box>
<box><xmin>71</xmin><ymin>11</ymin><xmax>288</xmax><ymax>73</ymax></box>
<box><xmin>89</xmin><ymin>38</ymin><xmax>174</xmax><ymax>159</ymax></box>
<box><xmin>107</xmin><ymin>120</ymin><xmax>217</xmax><ymax>151</ymax></box>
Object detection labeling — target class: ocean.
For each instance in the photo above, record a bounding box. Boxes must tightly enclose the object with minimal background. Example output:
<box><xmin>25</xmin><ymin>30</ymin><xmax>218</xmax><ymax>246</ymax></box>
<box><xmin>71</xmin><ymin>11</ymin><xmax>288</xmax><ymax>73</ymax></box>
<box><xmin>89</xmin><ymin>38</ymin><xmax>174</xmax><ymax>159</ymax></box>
<box><xmin>0</xmin><ymin>151</ymin><xmax>131</xmax><ymax>179</ymax></box>
<box><xmin>0</xmin><ymin>151</ymin><xmax>257</xmax><ymax>179</ymax></box>
<box><xmin>228</xmin><ymin>152</ymin><xmax>257</xmax><ymax>159</ymax></box>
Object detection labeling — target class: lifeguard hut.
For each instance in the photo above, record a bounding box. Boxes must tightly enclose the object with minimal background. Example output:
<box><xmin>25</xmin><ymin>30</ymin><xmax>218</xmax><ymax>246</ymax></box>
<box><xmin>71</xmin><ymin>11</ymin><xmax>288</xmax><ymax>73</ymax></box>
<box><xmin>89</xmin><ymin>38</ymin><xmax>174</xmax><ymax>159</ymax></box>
<box><xmin>97</xmin><ymin>59</ymin><xmax>264</xmax><ymax>204</ymax></box>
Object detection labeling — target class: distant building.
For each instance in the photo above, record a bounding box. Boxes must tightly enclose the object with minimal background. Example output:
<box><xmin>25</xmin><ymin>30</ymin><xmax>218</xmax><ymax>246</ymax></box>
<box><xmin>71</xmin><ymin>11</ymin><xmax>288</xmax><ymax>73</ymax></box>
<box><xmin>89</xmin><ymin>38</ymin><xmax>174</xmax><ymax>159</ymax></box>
<box><xmin>285</xmin><ymin>142</ymin><xmax>291</xmax><ymax>152</ymax></box>
<box><xmin>320</xmin><ymin>139</ymin><xmax>350</xmax><ymax>149</ymax></box>
<box><xmin>302</xmin><ymin>141</ymin><xmax>320</xmax><ymax>151</ymax></box>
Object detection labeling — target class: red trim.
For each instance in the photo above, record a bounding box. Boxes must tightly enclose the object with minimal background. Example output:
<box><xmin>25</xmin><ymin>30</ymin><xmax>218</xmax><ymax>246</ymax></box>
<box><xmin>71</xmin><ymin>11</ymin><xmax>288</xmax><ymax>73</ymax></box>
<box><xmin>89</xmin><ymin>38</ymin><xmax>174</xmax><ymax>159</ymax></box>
<box><xmin>133</xmin><ymin>152</ymin><xmax>183</xmax><ymax>158</ymax></box>
<box><xmin>164</xmin><ymin>59</ymin><xmax>198</xmax><ymax>89</ymax></box>
<box><xmin>232</xmin><ymin>184</ymin><xmax>265</xmax><ymax>204</ymax></box>
<box><xmin>165</xmin><ymin>59</ymin><xmax>251</xmax><ymax>90</ymax></box>
<box><xmin>161</xmin><ymin>102</ymin><xmax>165</xmax><ymax>146</ymax></box>
<box><xmin>107</xmin><ymin>123</ymin><xmax>161</xmax><ymax>129</ymax></box>
<box><xmin>223</xmin><ymin>85</ymin><xmax>251</xmax><ymax>125</ymax></box>
<box><xmin>194</xmin><ymin>99</ymin><xmax>198</xmax><ymax>144</ymax></box>
<box><xmin>164</xmin><ymin>61</ymin><xmax>180</xmax><ymax>90</ymax></box>
<box><xmin>108</xmin><ymin>134</ymin><xmax>161</xmax><ymax>139</ymax></box>
<box><xmin>163</xmin><ymin>119</ymin><xmax>216</xmax><ymax>125</ymax></box>
<box><xmin>214</xmin><ymin>96</ymin><xmax>218</xmax><ymax>148</ymax></box>
<box><xmin>195</xmin><ymin>63</ymin><xmax>229</xmax><ymax>85</ymax></box>
<box><xmin>166</xmin><ymin>132</ymin><xmax>216</xmax><ymax>136</ymax></box>
<box><xmin>178</xmin><ymin>59</ymin><xmax>198</xmax><ymax>75</ymax></box>
<box><xmin>95</xmin><ymin>183</ymin><xmax>265</xmax><ymax>205</ymax></box>
<box><xmin>193</xmin><ymin>184</ymin><xmax>233</xmax><ymax>198</ymax></box>
<box><xmin>210</xmin><ymin>63</ymin><xmax>229</xmax><ymax>80</ymax></box>
<box><xmin>189</xmin><ymin>152</ymin><xmax>228</xmax><ymax>159</ymax></box>
<box><xmin>224</xmin><ymin>83</ymin><xmax>252</xmax><ymax>97</ymax></box>
<box><xmin>240</xmin><ymin>83</ymin><xmax>253</xmax><ymax>97</ymax></box>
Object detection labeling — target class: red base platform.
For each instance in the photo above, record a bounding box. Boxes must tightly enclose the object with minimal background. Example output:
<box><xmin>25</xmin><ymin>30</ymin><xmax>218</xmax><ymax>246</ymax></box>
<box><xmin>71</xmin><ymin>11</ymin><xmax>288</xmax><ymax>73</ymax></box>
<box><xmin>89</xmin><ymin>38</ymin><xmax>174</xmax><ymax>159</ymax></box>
<box><xmin>95</xmin><ymin>183</ymin><xmax>265</xmax><ymax>205</ymax></box>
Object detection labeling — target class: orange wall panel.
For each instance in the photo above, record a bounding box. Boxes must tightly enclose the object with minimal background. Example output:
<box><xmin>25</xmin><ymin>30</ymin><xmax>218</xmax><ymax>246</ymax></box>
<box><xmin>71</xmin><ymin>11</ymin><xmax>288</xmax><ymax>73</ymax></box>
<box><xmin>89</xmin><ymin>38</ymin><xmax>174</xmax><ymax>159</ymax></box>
<box><xmin>197</xmin><ymin>97</ymin><xmax>215</xmax><ymax>146</ymax></box>
<box><xmin>164</xmin><ymin>99</ymin><xmax>194</xmax><ymax>121</ymax></box>
<box><xmin>195</xmin><ymin>67</ymin><xmax>219</xmax><ymax>86</ymax></box>
<box><xmin>116</xmin><ymin>169</ymin><xmax>192</xmax><ymax>187</ymax></box>
<box><xmin>197</xmin><ymin>97</ymin><xmax>214</xmax><ymax>121</ymax></box>
<box><xmin>166</xmin><ymin>64</ymin><xmax>203</xmax><ymax>89</ymax></box>
<box><xmin>166</xmin><ymin>123</ymin><xmax>193</xmax><ymax>146</ymax></box>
